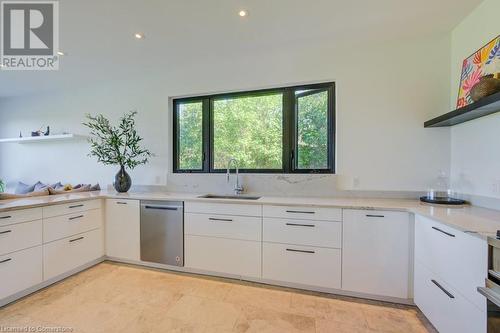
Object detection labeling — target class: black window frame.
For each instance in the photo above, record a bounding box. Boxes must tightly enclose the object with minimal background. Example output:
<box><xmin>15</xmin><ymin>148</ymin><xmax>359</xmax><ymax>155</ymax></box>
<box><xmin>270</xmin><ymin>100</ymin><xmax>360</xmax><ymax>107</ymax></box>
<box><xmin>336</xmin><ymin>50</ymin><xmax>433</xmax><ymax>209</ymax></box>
<box><xmin>173</xmin><ymin>82</ymin><xmax>335</xmax><ymax>174</ymax></box>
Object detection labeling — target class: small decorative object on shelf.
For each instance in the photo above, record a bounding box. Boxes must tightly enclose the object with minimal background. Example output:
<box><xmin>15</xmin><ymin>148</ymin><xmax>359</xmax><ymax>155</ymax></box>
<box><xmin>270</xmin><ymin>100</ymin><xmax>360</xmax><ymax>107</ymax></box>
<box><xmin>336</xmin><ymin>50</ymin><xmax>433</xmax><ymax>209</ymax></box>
<box><xmin>83</xmin><ymin>110</ymin><xmax>153</xmax><ymax>193</ymax></box>
<box><xmin>456</xmin><ymin>34</ymin><xmax>500</xmax><ymax>108</ymax></box>
<box><xmin>31</xmin><ymin>125</ymin><xmax>50</xmax><ymax>137</ymax></box>
<box><xmin>470</xmin><ymin>73</ymin><xmax>500</xmax><ymax>102</ymax></box>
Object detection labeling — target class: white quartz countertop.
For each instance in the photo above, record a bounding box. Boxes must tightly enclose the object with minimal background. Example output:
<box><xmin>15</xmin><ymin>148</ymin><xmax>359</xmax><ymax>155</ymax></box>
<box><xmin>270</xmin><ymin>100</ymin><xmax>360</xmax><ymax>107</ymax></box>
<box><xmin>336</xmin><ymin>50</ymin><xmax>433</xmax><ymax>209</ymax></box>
<box><xmin>1</xmin><ymin>190</ymin><xmax>500</xmax><ymax>239</ymax></box>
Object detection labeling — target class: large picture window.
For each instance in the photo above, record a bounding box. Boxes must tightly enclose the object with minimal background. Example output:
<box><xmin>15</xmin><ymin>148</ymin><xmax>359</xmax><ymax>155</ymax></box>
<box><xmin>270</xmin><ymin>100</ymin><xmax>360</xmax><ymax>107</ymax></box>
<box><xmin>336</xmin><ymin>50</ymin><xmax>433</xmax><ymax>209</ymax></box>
<box><xmin>173</xmin><ymin>82</ymin><xmax>335</xmax><ymax>173</ymax></box>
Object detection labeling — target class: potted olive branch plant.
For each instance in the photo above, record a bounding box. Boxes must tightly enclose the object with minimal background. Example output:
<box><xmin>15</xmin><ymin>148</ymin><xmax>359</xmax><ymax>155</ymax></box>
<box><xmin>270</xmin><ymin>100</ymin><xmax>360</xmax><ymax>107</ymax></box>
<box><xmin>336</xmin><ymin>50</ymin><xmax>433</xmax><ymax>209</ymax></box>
<box><xmin>83</xmin><ymin>111</ymin><xmax>153</xmax><ymax>192</ymax></box>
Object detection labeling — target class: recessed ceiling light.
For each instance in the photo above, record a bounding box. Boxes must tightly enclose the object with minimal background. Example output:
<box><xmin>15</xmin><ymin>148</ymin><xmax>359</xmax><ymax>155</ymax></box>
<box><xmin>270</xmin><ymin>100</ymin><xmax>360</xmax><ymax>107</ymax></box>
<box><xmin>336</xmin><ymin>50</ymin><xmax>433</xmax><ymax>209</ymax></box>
<box><xmin>238</xmin><ymin>10</ymin><xmax>248</xmax><ymax>17</ymax></box>
<box><xmin>134</xmin><ymin>33</ymin><xmax>145</xmax><ymax>39</ymax></box>
<box><xmin>57</xmin><ymin>51</ymin><xmax>66</xmax><ymax>56</ymax></box>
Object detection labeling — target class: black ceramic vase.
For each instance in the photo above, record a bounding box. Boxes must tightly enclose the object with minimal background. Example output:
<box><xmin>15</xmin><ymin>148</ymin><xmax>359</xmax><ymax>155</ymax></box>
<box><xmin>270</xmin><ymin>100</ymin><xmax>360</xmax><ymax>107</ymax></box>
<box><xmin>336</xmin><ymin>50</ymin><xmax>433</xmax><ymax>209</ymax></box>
<box><xmin>114</xmin><ymin>166</ymin><xmax>131</xmax><ymax>192</ymax></box>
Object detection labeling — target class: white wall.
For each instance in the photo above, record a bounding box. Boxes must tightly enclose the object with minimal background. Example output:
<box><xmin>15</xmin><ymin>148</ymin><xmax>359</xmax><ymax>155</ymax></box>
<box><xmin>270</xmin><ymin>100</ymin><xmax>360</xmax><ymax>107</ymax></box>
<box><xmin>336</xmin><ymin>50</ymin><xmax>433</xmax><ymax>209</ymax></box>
<box><xmin>449</xmin><ymin>0</ymin><xmax>500</xmax><ymax>199</ymax></box>
<box><xmin>0</xmin><ymin>34</ymin><xmax>451</xmax><ymax>196</ymax></box>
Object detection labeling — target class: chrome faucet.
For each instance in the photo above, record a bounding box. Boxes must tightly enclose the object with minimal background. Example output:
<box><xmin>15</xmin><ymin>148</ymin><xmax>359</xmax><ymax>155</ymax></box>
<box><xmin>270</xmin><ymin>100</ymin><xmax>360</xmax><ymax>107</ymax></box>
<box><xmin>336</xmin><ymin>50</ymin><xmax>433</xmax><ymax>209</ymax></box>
<box><xmin>226</xmin><ymin>158</ymin><xmax>244</xmax><ymax>195</ymax></box>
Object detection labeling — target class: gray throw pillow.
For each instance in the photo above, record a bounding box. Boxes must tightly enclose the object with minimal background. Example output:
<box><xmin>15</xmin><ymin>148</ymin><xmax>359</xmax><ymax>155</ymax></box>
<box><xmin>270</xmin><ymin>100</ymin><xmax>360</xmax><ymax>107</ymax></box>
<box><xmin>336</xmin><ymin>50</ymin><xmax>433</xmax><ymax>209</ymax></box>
<box><xmin>90</xmin><ymin>184</ymin><xmax>101</xmax><ymax>191</ymax></box>
<box><xmin>34</xmin><ymin>182</ymin><xmax>63</xmax><ymax>191</ymax></box>
<box><xmin>15</xmin><ymin>182</ymin><xmax>36</xmax><ymax>194</ymax></box>
<box><xmin>34</xmin><ymin>181</ymin><xmax>46</xmax><ymax>191</ymax></box>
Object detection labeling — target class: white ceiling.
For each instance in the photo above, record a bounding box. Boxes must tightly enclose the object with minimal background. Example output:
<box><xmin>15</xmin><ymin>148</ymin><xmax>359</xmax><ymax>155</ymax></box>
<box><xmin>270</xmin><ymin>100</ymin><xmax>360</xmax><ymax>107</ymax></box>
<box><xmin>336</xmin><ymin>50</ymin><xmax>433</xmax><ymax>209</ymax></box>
<box><xmin>0</xmin><ymin>0</ymin><xmax>482</xmax><ymax>98</ymax></box>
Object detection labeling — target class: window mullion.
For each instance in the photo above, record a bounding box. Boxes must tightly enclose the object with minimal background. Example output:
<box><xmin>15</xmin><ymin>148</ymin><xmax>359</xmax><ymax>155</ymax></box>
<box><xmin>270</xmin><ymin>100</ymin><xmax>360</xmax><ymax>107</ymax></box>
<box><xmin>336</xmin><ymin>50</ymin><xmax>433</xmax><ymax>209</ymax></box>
<box><xmin>202</xmin><ymin>98</ymin><xmax>211</xmax><ymax>172</ymax></box>
<box><xmin>283</xmin><ymin>88</ymin><xmax>295</xmax><ymax>173</ymax></box>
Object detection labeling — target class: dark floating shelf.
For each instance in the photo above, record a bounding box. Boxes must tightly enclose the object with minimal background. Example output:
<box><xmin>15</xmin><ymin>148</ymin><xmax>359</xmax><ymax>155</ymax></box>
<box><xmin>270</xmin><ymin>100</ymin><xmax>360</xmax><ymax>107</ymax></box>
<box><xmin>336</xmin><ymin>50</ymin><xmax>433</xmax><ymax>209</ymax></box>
<box><xmin>424</xmin><ymin>91</ymin><xmax>500</xmax><ymax>127</ymax></box>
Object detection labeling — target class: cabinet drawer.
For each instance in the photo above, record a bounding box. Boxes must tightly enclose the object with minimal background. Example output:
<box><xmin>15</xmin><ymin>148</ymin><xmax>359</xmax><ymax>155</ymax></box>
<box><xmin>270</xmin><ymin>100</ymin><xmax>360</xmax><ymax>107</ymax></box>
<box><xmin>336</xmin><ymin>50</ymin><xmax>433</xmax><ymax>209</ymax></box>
<box><xmin>185</xmin><ymin>213</ymin><xmax>261</xmax><ymax>241</ymax></box>
<box><xmin>185</xmin><ymin>235</ymin><xmax>261</xmax><ymax>278</ymax></box>
<box><xmin>0</xmin><ymin>246</ymin><xmax>43</xmax><ymax>300</ymax></box>
<box><xmin>185</xmin><ymin>202</ymin><xmax>261</xmax><ymax>217</ymax></box>
<box><xmin>44</xmin><ymin>209</ymin><xmax>102</xmax><ymax>243</ymax></box>
<box><xmin>43</xmin><ymin>200</ymin><xmax>101</xmax><ymax>218</ymax></box>
<box><xmin>43</xmin><ymin>229</ymin><xmax>103</xmax><ymax>280</ymax></box>
<box><xmin>263</xmin><ymin>242</ymin><xmax>341</xmax><ymax>289</ymax></box>
<box><xmin>414</xmin><ymin>261</ymin><xmax>486</xmax><ymax>333</ymax></box>
<box><xmin>0</xmin><ymin>220</ymin><xmax>42</xmax><ymax>256</ymax></box>
<box><xmin>263</xmin><ymin>218</ymin><xmax>341</xmax><ymax>248</ymax></box>
<box><xmin>0</xmin><ymin>208</ymin><xmax>42</xmax><ymax>227</ymax></box>
<box><xmin>263</xmin><ymin>205</ymin><xmax>341</xmax><ymax>221</ymax></box>
<box><xmin>415</xmin><ymin>215</ymin><xmax>487</xmax><ymax>311</ymax></box>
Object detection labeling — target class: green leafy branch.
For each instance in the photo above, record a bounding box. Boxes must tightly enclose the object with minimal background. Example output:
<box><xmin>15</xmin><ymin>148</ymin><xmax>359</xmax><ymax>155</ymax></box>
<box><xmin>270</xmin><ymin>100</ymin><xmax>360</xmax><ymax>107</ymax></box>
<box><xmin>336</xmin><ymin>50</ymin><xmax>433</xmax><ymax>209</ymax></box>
<box><xmin>83</xmin><ymin>111</ymin><xmax>153</xmax><ymax>170</ymax></box>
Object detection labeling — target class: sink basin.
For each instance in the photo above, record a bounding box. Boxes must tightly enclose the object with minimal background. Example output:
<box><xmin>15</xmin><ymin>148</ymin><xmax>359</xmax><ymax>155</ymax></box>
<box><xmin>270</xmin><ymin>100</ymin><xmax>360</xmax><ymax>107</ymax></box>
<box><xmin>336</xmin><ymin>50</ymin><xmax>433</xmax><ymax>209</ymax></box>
<box><xmin>198</xmin><ymin>194</ymin><xmax>261</xmax><ymax>200</ymax></box>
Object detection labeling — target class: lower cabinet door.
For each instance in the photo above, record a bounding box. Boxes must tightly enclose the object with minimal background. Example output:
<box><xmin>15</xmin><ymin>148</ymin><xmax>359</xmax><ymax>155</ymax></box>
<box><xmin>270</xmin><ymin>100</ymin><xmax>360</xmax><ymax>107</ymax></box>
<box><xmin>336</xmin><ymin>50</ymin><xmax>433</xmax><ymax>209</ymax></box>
<box><xmin>43</xmin><ymin>229</ymin><xmax>103</xmax><ymax>280</ymax></box>
<box><xmin>185</xmin><ymin>235</ymin><xmax>261</xmax><ymax>278</ymax></box>
<box><xmin>105</xmin><ymin>199</ymin><xmax>140</xmax><ymax>261</ymax></box>
<box><xmin>263</xmin><ymin>242</ymin><xmax>341</xmax><ymax>289</ymax></box>
<box><xmin>342</xmin><ymin>210</ymin><xmax>410</xmax><ymax>298</ymax></box>
<box><xmin>414</xmin><ymin>261</ymin><xmax>486</xmax><ymax>333</ymax></box>
<box><xmin>0</xmin><ymin>246</ymin><xmax>43</xmax><ymax>299</ymax></box>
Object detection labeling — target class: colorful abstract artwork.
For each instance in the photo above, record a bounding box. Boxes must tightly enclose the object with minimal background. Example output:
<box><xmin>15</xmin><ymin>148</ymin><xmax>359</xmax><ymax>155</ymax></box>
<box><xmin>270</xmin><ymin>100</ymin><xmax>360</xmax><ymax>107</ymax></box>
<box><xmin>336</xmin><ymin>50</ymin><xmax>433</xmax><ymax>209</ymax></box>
<box><xmin>457</xmin><ymin>35</ymin><xmax>500</xmax><ymax>108</ymax></box>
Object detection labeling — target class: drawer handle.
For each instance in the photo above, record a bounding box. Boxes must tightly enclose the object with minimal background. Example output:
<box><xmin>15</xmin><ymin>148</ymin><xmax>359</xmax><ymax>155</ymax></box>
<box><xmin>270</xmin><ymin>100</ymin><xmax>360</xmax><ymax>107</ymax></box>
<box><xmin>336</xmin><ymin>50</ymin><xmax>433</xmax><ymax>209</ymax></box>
<box><xmin>285</xmin><ymin>223</ymin><xmax>315</xmax><ymax>228</ymax></box>
<box><xmin>432</xmin><ymin>226</ymin><xmax>455</xmax><ymax>238</ymax></box>
<box><xmin>0</xmin><ymin>258</ymin><xmax>12</xmax><ymax>264</ymax></box>
<box><xmin>144</xmin><ymin>205</ymin><xmax>178</xmax><ymax>211</ymax></box>
<box><xmin>116</xmin><ymin>202</ymin><xmax>128</xmax><ymax>205</ymax></box>
<box><xmin>431</xmin><ymin>279</ymin><xmax>455</xmax><ymax>299</ymax></box>
<box><xmin>68</xmin><ymin>215</ymin><xmax>84</xmax><ymax>221</ymax></box>
<box><xmin>69</xmin><ymin>236</ymin><xmax>84</xmax><ymax>243</ymax></box>
<box><xmin>285</xmin><ymin>210</ymin><xmax>315</xmax><ymax>214</ymax></box>
<box><xmin>366</xmin><ymin>214</ymin><xmax>385</xmax><ymax>218</ymax></box>
<box><xmin>286</xmin><ymin>248</ymin><xmax>315</xmax><ymax>254</ymax></box>
<box><xmin>209</xmin><ymin>217</ymin><xmax>233</xmax><ymax>222</ymax></box>
<box><xmin>0</xmin><ymin>216</ymin><xmax>12</xmax><ymax>220</ymax></box>
<box><xmin>69</xmin><ymin>204</ymin><xmax>84</xmax><ymax>209</ymax></box>
<box><xmin>0</xmin><ymin>230</ymin><xmax>12</xmax><ymax>235</ymax></box>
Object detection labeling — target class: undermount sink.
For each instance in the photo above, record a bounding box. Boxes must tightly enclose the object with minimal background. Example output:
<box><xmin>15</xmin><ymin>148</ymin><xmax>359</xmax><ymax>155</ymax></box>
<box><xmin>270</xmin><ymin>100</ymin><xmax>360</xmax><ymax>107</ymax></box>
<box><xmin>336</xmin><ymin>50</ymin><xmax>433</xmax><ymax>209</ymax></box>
<box><xmin>198</xmin><ymin>194</ymin><xmax>261</xmax><ymax>200</ymax></box>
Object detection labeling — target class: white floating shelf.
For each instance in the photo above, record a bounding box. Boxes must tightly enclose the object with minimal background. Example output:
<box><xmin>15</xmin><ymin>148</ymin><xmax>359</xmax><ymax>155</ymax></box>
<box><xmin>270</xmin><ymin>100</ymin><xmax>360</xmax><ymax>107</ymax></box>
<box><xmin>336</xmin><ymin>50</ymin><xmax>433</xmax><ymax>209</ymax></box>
<box><xmin>0</xmin><ymin>134</ymin><xmax>87</xmax><ymax>144</ymax></box>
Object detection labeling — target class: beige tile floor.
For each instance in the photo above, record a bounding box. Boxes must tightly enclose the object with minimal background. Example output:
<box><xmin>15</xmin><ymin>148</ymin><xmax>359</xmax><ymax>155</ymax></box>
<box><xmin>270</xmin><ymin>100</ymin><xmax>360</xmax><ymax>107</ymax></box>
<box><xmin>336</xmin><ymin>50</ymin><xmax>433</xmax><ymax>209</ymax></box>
<box><xmin>0</xmin><ymin>262</ymin><xmax>437</xmax><ymax>333</ymax></box>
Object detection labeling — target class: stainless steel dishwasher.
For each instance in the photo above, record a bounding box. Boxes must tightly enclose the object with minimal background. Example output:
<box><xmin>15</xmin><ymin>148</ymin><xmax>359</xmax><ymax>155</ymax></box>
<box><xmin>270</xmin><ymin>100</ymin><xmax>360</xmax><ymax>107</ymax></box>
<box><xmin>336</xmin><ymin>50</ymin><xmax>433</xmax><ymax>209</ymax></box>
<box><xmin>140</xmin><ymin>200</ymin><xmax>184</xmax><ymax>266</ymax></box>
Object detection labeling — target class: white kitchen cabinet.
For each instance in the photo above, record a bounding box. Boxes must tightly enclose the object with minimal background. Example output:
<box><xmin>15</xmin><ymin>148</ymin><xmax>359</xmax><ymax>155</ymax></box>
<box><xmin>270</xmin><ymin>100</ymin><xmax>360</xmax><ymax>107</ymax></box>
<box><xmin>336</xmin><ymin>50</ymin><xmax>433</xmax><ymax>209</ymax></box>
<box><xmin>44</xmin><ymin>208</ymin><xmax>102</xmax><ymax>243</ymax></box>
<box><xmin>262</xmin><ymin>206</ymin><xmax>342</xmax><ymax>289</ymax></box>
<box><xmin>185</xmin><ymin>212</ymin><xmax>261</xmax><ymax>241</ymax></box>
<box><xmin>414</xmin><ymin>261</ymin><xmax>486</xmax><ymax>333</ymax></box>
<box><xmin>0</xmin><ymin>246</ymin><xmax>43</xmax><ymax>300</ymax></box>
<box><xmin>105</xmin><ymin>199</ymin><xmax>140</xmax><ymax>261</ymax></box>
<box><xmin>342</xmin><ymin>210</ymin><xmax>410</xmax><ymax>299</ymax></box>
<box><xmin>415</xmin><ymin>214</ymin><xmax>487</xmax><ymax>311</ymax></box>
<box><xmin>44</xmin><ymin>228</ymin><xmax>103</xmax><ymax>280</ymax></box>
<box><xmin>184</xmin><ymin>202</ymin><xmax>262</xmax><ymax>278</ymax></box>
<box><xmin>0</xmin><ymin>208</ymin><xmax>42</xmax><ymax>227</ymax></box>
<box><xmin>43</xmin><ymin>200</ymin><xmax>101</xmax><ymax>218</ymax></box>
<box><xmin>263</xmin><ymin>242</ymin><xmax>341</xmax><ymax>288</ymax></box>
<box><xmin>0</xmin><ymin>220</ymin><xmax>42</xmax><ymax>255</ymax></box>
<box><xmin>263</xmin><ymin>205</ymin><xmax>342</xmax><ymax>222</ymax></box>
<box><xmin>263</xmin><ymin>218</ymin><xmax>341</xmax><ymax>248</ymax></box>
<box><xmin>185</xmin><ymin>235</ymin><xmax>261</xmax><ymax>278</ymax></box>
<box><xmin>185</xmin><ymin>201</ymin><xmax>261</xmax><ymax>217</ymax></box>
<box><xmin>413</xmin><ymin>214</ymin><xmax>487</xmax><ymax>332</ymax></box>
